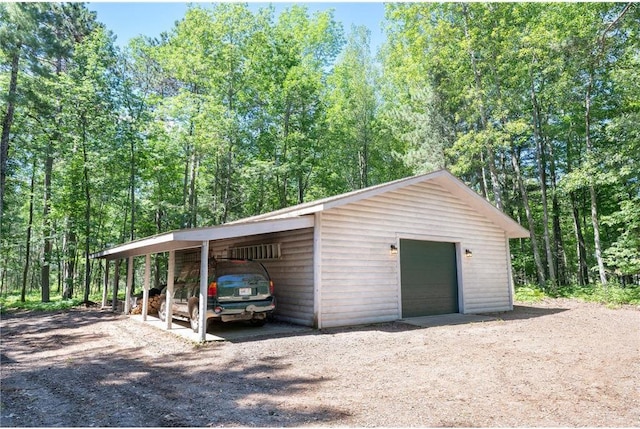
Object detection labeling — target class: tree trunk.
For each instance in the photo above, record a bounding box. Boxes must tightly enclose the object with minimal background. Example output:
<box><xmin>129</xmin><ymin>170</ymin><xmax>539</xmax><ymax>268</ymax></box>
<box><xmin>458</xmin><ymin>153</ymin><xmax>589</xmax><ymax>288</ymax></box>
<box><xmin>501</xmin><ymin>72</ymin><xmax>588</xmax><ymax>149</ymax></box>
<box><xmin>461</xmin><ymin>4</ymin><xmax>503</xmax><ymax>210</ymax></box>
<box><xmin>547</xmin><ymin>141</ymin><xmax>567</xmax><ymax>285</ymax></box>
<box><xmin>570</xmin><ymin>192</ymin><xmax>590</xmax><ymax>285</ymax></box>
<box><xmin>479</xmin><ymin>154</ymin><xmax>489</xmax><ymax>200</ymax></box>
<box><xmin>585</xmin><ymin>75</ymin><xmax>607</xmax><ymax>285</ymax></box>
<box><xmin>189</xmin><ymin>153</ymin><xmax>198</xmax><ymax>228</ymax></box>
<box><xmin>129</xmin><ymin>135</ymin><xmax>135</xmax><ymax>241</ymax></box>
<box><xmin>277</xmin><ymin>102</ymin><xmax>292</xmax><ymax>209</ymax></box>
<box><xmin>222</xmin><ymin>134</ymin><xmax>233</xmax><ymax>223</ymax></box>
<box><xmin>41</xmin><ymin>148</ymin><xmax>53</xmax><ymax>303</ymax></box>
<box><xmin>82</xmin><ymin>116</ymin><xmax>92</xmax><ymax>303</ymax></box>
<box><xmin>0</xmin><ymin>46</ymin><xmax>20</xmax><ymax>224</ymax></box>
<box><xmin>62</xmin><ymin>228</ymin><xmax>77</xmax><ymax>300</ymax></box>
<box><xmin>511</xmin><ymin>148</ymin><xmax>546</xmax><ymax>286</ymax></box>
<box><xmin>182</xmin><ymin>142</ymin><xmax>190</xmax><ymax>209</ymax></box>
<box><xmin>579</xmin><ymin>3</ymin><xmax>633</xmax><ymax>285</ymax></box>
<box><xmin>530</xmin><ymin>76</ymin><xmax>556</xmax><ymax>288</ymax></box>
<box><xmin>21</xmin><ymin>160</ymin><xmax>36</xmax><ymax>302</ymax></box>
<box><xmin>154</xmin><ymin>208</ymin><xmax>163</xmax><ymax>288</ymax></box>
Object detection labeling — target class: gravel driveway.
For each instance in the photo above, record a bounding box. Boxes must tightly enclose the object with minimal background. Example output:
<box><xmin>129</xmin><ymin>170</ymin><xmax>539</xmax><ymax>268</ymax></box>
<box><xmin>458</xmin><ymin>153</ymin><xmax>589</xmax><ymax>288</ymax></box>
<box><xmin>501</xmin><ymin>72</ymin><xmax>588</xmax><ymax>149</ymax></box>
<box><xmin>1</xmin><ymin>299</ymin><xmax>638</xmax><ymax>427</ymax></box>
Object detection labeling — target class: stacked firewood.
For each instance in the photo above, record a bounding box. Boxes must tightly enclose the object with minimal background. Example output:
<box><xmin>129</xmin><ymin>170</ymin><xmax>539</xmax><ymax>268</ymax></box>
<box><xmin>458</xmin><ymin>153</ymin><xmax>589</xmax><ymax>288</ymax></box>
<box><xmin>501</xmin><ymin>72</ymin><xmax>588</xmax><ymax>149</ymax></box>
<box><xmin>131</xmin><ymin>294</ymin><xmax>164</xmax><ymax>315</ymax></box>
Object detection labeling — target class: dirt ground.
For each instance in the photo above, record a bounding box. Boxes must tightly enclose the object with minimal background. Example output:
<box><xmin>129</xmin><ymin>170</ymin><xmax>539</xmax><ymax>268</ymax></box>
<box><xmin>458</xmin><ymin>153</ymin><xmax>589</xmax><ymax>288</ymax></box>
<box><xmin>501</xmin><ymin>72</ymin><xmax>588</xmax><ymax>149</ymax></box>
<box><xmin>1</xmin><ymin>298</ymin><xmax>639</xmax><ymax>427</ymax></box>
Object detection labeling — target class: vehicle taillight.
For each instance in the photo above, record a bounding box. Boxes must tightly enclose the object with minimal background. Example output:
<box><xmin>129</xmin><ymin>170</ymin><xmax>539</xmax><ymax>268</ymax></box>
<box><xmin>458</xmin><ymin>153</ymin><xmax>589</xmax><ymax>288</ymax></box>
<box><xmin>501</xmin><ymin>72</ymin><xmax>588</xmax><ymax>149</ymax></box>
<box><xmin>208</xmin><ymin>282</ymin><xmax>217</xmax><ymax>297</ymax></box>
<box><xmin>269</xmin><ymin>280</ymin><xmax>274</xmax><ymax>295</ymax></box>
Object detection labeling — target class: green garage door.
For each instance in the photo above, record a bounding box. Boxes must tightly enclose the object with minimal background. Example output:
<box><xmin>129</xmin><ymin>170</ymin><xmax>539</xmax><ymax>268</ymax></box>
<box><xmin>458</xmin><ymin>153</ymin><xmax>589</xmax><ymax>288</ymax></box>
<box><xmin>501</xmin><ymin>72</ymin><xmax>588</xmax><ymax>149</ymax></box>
<box><xmin>400</xmin><ymin>239</ymin><xmax>459</xmax><ymax>317</ymax></box>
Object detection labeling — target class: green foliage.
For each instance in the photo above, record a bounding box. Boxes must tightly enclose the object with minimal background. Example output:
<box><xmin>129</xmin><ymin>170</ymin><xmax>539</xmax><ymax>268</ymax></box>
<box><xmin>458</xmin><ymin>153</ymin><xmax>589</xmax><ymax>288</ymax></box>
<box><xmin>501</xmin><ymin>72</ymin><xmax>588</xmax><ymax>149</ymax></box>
<box><xmin>556</xmin><ymin>284</ymin><xmax>640</xmax><ymax>307</ymax></box>
<box><xmin>0</xmin><ymin>290</ymin><xmax>100</xmax><ymax>313</ymax></box>
<box><xmin>384</xmin><ymin>2</ymin><xmax>640</xmax><ymax>288</ymax></box>
<box><xmin>514</xmin><ymin>284</ymin><xmax>547</xmax><ymax>303</ymax></box>
<box><xmin>515</xmin><ymin>283</ymin><xmax>640</xmax><ymax>307</ymax></box>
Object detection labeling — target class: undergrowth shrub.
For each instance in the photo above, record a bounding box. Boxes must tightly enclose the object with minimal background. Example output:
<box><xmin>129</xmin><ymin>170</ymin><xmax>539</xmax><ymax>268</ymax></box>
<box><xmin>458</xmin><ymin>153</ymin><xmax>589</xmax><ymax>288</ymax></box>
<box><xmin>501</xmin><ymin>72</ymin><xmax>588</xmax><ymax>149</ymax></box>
<box><xmin>0</xmin><ymin>290</ymin><xmax>103</xmax><ymax>313</ymax></box>
<box><xmin>515</xmin><ymin>282</ymin><xmax>640</xmax><ymax>307</ymax></box>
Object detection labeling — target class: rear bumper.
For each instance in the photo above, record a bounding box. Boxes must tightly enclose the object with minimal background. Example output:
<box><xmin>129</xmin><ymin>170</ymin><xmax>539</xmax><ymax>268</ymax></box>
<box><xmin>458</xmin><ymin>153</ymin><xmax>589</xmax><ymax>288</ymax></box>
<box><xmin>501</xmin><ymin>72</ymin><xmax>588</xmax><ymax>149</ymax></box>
<box><xmin>205</xmin><ymin>299</ymin><xmax>275</xmax><ymax>322</ymax></box>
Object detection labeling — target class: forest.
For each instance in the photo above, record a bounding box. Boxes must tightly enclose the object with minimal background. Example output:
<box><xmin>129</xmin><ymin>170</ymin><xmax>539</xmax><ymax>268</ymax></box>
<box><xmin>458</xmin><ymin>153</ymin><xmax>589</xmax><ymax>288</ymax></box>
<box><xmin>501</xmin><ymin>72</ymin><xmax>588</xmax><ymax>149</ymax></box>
<box><xmin>1</xmin><ymin>2</ymin><xmax>638</xmax><ymax>304</ymax></box>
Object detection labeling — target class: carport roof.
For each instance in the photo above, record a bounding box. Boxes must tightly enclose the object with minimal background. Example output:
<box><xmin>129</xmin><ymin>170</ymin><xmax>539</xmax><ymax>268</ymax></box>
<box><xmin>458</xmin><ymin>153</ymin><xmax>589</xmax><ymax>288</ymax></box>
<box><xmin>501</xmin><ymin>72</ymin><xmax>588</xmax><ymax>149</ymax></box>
<box><xmin>92</xmin><ymin>169</ymin><xmax>528</xmax><ymax>260</ymax></box>
<box><xmin>91</xmin><ymin>216</ymin><xmax>314</xmax><ymax>260</ymax></box>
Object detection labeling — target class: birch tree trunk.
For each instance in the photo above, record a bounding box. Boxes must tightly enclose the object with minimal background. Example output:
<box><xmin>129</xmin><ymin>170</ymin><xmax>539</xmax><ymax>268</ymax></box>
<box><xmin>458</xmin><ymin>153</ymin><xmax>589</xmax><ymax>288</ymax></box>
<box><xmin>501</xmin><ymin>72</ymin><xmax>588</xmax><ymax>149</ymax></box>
<box><xmin>585</xmin><ymin>75</ymin><xmax>607</xmax><ymax>285</ymax></box>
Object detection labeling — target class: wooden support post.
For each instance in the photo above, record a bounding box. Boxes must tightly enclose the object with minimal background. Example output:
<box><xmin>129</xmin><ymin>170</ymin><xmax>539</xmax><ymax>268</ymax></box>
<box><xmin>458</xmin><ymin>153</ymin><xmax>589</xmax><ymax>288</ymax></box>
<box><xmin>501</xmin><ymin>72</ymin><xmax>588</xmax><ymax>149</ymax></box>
<box><xmin>101</xmin><ymin>260</ymin><xmax>109</xmax><ymax>308</ymax></box>
<box><xmin>112</xmin><ymin>259</ymin><xmax>120</xmax><ymax>312</ymax></box>
<box><xmin>199</xmin><ymin>241</ymin><xmax>209</xmax><ymax>342</ymax></box>
<box><xmin>124</xmin><ymin>256</ymin><xmax>133</xmax><ymax>315</ymax></box>
<box><xmin>165</xmin><ymin>250</ymin><xmax>175</xmax><ymax>330</ymax></box>
<box><xmin>142</xmin><ymin>254</ymin><xmax>151</xmax><ymax>321</ymax></box>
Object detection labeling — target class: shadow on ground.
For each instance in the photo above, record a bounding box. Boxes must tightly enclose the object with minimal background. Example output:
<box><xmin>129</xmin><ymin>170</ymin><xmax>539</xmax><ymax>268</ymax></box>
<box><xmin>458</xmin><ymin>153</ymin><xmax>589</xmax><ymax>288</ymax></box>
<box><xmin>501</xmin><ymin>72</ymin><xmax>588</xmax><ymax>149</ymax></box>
<box><xmin>0</xmin><ymin>309</ymin><xmax>348</xmax><ymax>427</ymax></box>
<box><xmin>487</xmin><ymin>304</ymin><xmax>569</xmax><ymax>321</ymax></box>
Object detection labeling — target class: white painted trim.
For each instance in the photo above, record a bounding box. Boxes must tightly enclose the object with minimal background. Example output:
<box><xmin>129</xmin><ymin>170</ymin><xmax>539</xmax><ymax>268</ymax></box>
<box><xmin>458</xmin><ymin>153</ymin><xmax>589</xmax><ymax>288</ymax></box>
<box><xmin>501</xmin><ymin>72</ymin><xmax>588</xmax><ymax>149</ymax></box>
<box><xmin>396</xmin><ymin>231</ymin><xmax>461</xmax><ymax>244</ymax></box>
<box><xmin>455</xmin><ymin>242</ymin><xmax>465</xmax><ymax>314</ymax></box>
<box><xmin>313</xmin><ymin>213</ymin><xmax>323</xmax><ymax>329</ymax></box>
<box><xmin>505</xmin><ymin>234</ymin><xmax>514</xmax><ymax>310</ymax></box>
<box><xmin>198</xmin><ymin>241</ymin><xmax>209</xmax><ymax>342</ymax></box>
<box><xmin>166</xmin><ymin>250</ymin><xmax>175</xmax><ymax>330</ymax></box>
<box><xmin>394</xmin><ymin>237</ymin><xmax>402</xmax><ymax>320</ymax></box>
<box><xmin>142</xmin><ymin>254</ymin><xmax>150</xmax><ymax>321</ymax></box>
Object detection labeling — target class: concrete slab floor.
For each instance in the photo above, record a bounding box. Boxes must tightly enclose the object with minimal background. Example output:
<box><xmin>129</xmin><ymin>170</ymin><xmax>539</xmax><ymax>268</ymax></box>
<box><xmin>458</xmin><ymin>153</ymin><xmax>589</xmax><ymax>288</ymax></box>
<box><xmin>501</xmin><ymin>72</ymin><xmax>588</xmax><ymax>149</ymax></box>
<box><xmin>129</xmin><ymin>314</ymin><xmax>225</xmax><ymax>342</ymax></box>
<box><xmin>400</xmin><ymin>313</ymin><xmax>497</xmax><ymax>328</ymax></box>
<box><xmin>129</xmin><ymin>314</ymin><xmax>312</xmax><ymax>343</ymax></box>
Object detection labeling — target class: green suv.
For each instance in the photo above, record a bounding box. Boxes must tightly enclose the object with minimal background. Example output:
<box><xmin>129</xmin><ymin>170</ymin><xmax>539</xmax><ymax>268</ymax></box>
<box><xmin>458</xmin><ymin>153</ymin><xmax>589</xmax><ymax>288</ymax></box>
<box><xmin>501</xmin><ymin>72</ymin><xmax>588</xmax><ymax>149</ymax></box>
<box><xmin>158</xmin><ymin>258</ymin><xmax>275</xmax><ymax>332</ymax></box>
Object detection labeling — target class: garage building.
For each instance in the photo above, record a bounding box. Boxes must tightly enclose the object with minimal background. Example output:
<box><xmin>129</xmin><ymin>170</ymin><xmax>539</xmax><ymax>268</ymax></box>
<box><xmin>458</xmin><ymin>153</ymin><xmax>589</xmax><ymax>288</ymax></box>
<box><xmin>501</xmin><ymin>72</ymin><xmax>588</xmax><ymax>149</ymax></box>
<box><xmin>92</xmin><ymin>169</ymin><xmax>529</xmax><ymax>339</ymax></box>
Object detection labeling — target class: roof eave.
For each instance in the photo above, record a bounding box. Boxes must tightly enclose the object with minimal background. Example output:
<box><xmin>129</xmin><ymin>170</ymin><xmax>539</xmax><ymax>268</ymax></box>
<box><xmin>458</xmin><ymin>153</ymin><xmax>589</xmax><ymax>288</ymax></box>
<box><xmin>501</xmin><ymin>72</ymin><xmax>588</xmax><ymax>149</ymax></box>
<box><xmin>91</xmin><ymin>216</ymin><xmax>314</xmax><ymax>260</ymax></box>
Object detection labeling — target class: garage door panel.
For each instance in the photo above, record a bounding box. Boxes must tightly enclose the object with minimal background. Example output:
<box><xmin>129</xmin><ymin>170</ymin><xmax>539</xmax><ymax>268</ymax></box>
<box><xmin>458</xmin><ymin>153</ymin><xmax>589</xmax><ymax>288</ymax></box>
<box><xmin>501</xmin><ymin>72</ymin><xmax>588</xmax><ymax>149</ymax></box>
<box><xmin>401</xmin><ymin>239</ymin><xmax>458</xmax><ymax>317</ymax></box>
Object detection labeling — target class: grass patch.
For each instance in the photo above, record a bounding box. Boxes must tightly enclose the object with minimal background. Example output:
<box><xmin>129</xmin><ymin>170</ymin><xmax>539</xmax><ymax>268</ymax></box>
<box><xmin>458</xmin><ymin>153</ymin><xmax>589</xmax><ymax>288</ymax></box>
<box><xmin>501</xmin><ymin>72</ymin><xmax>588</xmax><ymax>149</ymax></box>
<box><xmin>514</xmin><ymin>285</ymin><xmax>547</xmax><ymax>303</ymax></box>
<box><xmin>0</xmin><ymin>290</ymin><xmax>105</xmax><ymax>314</ymax></box>
<box><xmin>555</xmin><ymin>284</ymin><xmax>640</xmax><ymax>307</ymax></box>
<box><xmin>515</xmin><ymin>283</ymin><xmax>640</xmax><ymax>307</ymax></box>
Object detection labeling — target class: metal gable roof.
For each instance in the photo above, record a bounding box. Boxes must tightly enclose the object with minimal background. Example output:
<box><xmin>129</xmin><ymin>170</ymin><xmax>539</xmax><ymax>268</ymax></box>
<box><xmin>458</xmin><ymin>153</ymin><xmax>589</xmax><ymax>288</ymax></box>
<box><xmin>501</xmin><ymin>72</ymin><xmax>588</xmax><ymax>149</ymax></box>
<box><xmin>231</xmin><ymin>169</ymin><xmax>530</xmax><ymax>239</ymax></box>
<box><xmin>92</xmin><ymin>169</ymin><xmax>528</xmax><ymax>260</ymax></box>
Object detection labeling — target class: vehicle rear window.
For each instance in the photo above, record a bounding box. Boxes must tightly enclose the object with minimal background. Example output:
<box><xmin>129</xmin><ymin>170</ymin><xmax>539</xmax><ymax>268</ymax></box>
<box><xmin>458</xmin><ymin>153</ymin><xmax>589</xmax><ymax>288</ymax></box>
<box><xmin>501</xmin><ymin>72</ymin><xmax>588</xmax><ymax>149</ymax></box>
<box><xmin>215</xmin><ymin>260</ymin><xmax>269</xmax><ymax>278</ymax></box>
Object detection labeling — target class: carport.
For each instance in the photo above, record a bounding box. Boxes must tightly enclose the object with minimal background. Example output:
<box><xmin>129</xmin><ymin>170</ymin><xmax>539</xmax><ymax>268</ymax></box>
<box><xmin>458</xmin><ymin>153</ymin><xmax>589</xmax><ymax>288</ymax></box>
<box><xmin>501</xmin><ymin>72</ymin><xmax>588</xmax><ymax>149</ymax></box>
<box><xmin>91</xmin><ymin>216</ymin><xmax>314</xmax><ymax>342</ymax></box>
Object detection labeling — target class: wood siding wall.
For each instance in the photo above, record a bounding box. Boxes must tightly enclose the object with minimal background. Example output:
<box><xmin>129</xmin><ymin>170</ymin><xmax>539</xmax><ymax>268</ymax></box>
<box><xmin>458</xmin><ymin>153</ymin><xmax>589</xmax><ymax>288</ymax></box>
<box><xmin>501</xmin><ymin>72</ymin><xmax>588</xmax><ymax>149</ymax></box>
<box><xmin>208</xmin><ymin>228</ymin><xmax>315</xmax><ymax>326</ymax></box>
<box><xmin>318</xmin><ymin>181</ymin><xmax>511</xmax><ymax>328</ymax></box>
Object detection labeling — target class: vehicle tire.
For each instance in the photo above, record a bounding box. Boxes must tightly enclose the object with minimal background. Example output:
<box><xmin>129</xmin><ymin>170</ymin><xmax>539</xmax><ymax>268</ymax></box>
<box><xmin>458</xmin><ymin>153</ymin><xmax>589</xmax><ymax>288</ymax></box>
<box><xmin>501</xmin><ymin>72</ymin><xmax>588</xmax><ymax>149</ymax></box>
<box><xmin>250</xmin><ymin>318</ymin><xmax>266</xmax><ymax>327</ymax></box>
<box><xmin>158</xmin><ymin>298</ymin><xmax>167</xmax><ymax>322</ymax></box>
<box><xmin>190</xmin><ymin>306</ymin><xmax>199</xmax><ymax>333</ymax></box>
